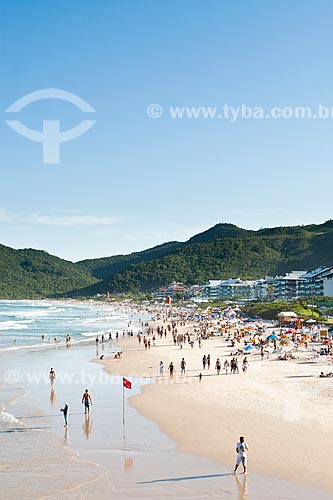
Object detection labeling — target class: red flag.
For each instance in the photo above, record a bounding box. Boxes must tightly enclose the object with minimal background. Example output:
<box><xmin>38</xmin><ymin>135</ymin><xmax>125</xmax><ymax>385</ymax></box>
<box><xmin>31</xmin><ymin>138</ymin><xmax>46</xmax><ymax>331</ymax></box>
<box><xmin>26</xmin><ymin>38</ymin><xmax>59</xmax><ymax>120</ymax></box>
<box><xmin>123</xmin><ymin>377</ymin><xmax>132</xmax><ymax>389</ymax></box>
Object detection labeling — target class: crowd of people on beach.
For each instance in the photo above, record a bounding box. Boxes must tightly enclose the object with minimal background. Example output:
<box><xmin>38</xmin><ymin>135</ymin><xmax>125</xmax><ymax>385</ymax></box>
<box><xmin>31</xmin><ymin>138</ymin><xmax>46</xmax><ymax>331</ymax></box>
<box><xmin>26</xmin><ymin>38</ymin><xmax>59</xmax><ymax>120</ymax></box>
<box><xmin>103</xmin><ymin>303</ymin><xmax>333</xmax><ymax>388</ymax></box>
<box><xmin>33</xmin><ymin>300</ymin><xmax>333</xmax><ymax>485</ymax></box>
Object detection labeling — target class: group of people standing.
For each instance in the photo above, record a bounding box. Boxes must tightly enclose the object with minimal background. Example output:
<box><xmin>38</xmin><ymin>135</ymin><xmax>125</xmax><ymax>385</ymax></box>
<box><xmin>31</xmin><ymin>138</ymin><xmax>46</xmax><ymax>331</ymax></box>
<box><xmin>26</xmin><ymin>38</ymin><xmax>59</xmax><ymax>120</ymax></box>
<box><xmin>157</xmin><ymin>355</ymin><xmax>249</xmax><ymax>379</ymax></box>
<box><xmin>229</xmin><ymin>357</ymin><xmax>249</xmax><ymax>374</ymax></box>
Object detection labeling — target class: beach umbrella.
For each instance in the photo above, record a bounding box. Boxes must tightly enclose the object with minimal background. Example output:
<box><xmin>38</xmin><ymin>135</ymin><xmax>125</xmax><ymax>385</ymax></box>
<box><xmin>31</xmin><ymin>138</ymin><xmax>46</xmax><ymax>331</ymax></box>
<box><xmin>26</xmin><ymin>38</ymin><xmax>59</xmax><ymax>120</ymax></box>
<box><xmin>244</xmin><ymin>345</ymin><xmax>253</xmax><ymax>351</ymax></box>
<box><xmin>285</xmin><ymin>328</ymin><xmax>295</xmax><ymax>334</ymax></box>
<box><xmin>267</xmin><ymin>334</ymin><xmax>279</xmax><ymax>340</ymax></box>
<box><xmin>305</xmin><ymin>319</ymin><xmax>316</xmax><ymax>324</ymax></box>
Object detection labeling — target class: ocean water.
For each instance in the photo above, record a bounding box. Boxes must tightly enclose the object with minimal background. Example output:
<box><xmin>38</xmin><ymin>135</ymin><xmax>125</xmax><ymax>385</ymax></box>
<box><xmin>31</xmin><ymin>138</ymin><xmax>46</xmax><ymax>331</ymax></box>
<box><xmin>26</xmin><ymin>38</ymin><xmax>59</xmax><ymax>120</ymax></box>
<box><xmin>0</xmin><ymin>300</ymin><xmax>136</xmax><ymax>350</ymax></box>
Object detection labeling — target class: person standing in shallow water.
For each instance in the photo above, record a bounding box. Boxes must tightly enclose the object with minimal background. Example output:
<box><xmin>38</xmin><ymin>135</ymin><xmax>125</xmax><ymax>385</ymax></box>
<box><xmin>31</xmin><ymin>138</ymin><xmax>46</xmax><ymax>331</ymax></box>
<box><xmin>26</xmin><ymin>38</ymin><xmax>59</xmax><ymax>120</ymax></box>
<box><xmin>49</xmin><ymin>368</ymin><xmax>56</xmax><ymax>385</ymax></box>
<box><xmin>82</xmin><ymin>389</ymin><xmax>92</xmax><ymax>414</ymax></box>
<box><xmin>60</xmin><ymin>402</ymin><xmax>69</xmax><ymax>427</ymax></box>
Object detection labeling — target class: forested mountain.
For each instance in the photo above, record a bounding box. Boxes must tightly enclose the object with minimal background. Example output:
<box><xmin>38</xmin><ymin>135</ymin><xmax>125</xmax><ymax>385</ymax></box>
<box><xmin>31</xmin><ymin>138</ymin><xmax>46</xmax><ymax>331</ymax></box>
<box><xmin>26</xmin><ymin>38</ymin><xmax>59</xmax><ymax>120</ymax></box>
<box><xmin>0</xmin><ymin>244</ymin><xmax>97</xmax><ymax>299</ymax></box>
<box><xmin>77</xmin><ymin>241</ymin><xmax>182</xmax><ymax>279</ymax></box>
<box><xmin>72</xmin><ymin>225</ymin><xmax>333</xmax><ymax>295</ymax></box>
<box><xmin>0</xmin><ymin>221</ymin><xmax>332</xmax><ymax>298</ymax></box>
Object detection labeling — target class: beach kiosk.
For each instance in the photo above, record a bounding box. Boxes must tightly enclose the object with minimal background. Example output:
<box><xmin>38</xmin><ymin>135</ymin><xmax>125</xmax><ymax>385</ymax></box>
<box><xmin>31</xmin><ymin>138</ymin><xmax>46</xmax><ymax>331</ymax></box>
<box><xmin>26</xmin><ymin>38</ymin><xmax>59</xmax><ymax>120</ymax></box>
<box><xmin>277</xmin><ymin>311</ymin><xmax>298</xmax><ymax>326</ymax></box>
<box><xmin>319</xmin><ymin>328</ymin><xmax>329</xmax><ymax>339</ymax></box>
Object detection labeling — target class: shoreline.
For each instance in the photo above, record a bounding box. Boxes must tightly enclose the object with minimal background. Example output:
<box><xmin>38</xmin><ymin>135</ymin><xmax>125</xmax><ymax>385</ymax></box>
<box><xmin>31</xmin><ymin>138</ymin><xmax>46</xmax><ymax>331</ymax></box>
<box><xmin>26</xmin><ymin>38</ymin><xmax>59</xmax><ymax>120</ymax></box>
<box><xmin>100</xmin><ymin>330</ymin><xmax>333</xmax><ymax>493</ymax></box>
<box><xmin>0</xmin><ymin>298</ymin><xmax>134</xmax><ymax>352</ymax></box>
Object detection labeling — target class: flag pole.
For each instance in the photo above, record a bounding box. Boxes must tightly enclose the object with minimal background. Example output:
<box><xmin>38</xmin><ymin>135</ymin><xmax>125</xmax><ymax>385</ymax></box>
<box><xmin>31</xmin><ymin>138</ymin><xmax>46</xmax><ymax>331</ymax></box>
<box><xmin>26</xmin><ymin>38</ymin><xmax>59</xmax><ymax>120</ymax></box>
<box><xmin>122</xmin><ymin>379</ymin><xmax>126</xmax><ymax>444</ymax></box>
<box><xmin>122</xmin><ymin>378</ymin><xmax>132</xmax><ymax>443</ymax></box>
<box><xmin>122</xmin><ymin>380</ymin><xmax>125</xmax><ymax>426</ymax></box>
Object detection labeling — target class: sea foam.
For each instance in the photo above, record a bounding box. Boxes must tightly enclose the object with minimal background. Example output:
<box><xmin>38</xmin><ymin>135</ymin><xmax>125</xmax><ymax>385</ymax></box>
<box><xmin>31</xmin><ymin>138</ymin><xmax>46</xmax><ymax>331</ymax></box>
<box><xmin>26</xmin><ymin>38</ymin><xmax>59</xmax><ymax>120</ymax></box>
<box><xmin>0</xmin><ymin>411</ymin><xmax>19</xmax><ymax>424</ymax></box>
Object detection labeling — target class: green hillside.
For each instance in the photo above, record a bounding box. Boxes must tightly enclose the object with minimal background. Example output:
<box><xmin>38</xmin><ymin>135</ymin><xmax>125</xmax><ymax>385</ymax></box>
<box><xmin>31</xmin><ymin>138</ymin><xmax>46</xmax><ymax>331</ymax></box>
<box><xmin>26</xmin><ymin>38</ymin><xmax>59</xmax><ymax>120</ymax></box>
<box><xmin>0</xmin><ymin>244</ymin><xmax>97</xmax><ymax>299</ymax></box>
<box><xmin>186</xmin><ymin>223</ymin><xmax>254</xmax><ymax>244</ymax></box>
<box><xmin>0</xmin><ymin>221</ymin><xmax>333</xmax><ymax>298</ymax></box>
<box><xmin>76</xmin><ymin>241</ymin><xmax>182</xmax><ymax>279</ymax></box>
<box><xmin>70</xmin><ymin>222</ymin><xmax>333</xmax><ymax>295</ymax></box>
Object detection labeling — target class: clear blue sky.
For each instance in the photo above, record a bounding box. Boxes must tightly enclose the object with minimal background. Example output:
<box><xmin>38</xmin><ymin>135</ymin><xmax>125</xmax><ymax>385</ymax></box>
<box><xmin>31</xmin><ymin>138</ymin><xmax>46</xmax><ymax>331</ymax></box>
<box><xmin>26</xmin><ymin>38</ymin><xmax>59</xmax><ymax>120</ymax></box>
<box><xmin>1</xmin><ymin>0</ymin><xmax>332</xmax><ymax>261</ymax></box>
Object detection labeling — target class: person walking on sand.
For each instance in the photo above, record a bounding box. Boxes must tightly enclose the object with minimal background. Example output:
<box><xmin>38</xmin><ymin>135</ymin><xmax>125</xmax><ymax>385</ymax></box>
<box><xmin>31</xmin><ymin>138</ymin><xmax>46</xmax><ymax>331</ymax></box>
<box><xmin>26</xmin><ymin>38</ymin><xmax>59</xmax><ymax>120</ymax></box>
<box><xmin>224</xmin><ymin>359</ymin><xmax>230</xmax><ymax>375</ymax></box>
<box><xmin>82</xmin><ymin>389</ymin><xmax>92</xmax><ymax>415</ymax></box>
<box><xmin>168</xmin><ymin>362</ymin><xmax>174</xmax><ymax>379</ymax></box>
<box><xmin>180</xmin><ymin>357</ymin><xmax>186</xmax><ymax>375</ymax></box>
<box><xmin>60</xmin><ymin>402</ymin><xmax>69</xmax><ymax>427</ymax></box>
<box><xmin>202</xmin><ymin>355</ymin><xmax>207</xmax><ymax>370</ymax></box>
<box><xmin>234</xmin><ymin>358</ymin><xmax>239</xmax><ymax>374</ymax></box>
<box><xmin>207</xmin><ymin>354</ymin><xmax>211</xmax><ymax>370</ymax></box>
<box><xmin>242</xmin><ymin>357</ymin><xmax>249</xmax><ymax>374</ymax></box>
<box><xmin>159</xmin><ymin>361</ymin><xmax>164</xmax><ymax>376</ymax></box>
<box><xmin>233</xmin><ymin>436</ymin><xmax>249</xmax><ymax>475</ymax></box>
<box><xmin>215</xmin><ymin>358</ymin><xmax>221</xmax><ymax>375</ymax></box>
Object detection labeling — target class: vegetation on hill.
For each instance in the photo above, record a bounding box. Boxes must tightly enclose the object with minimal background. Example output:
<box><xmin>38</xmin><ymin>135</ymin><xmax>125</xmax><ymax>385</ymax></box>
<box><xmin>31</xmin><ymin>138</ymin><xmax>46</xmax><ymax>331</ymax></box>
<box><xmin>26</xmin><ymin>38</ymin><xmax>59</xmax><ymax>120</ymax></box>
<box><xmin>71</xmin><ymin>225</ymin><xmax>333</xmax><ymax>295</ymax></box>
<box><xmin>242</xmin><ymin>301</ymin><xmax>324</xmax><ymax>321</ymax></box>
<box><xmin>76</xmin><ymin>241</ymin><xmax>181</xmax><ymax>279</ymax></box>
<box><xmin>0</xmin><ymin>244</ymin><xmax>97</xmax><ymax>299</ymax></box>
<box><xmin>75</xmin><ymin>236</ymin><xmax>281</xmax><ymax>295</ymax></box>
<box><xmin>0</xmin><ymin>221</ymin><xmax>332</xmax><ymax>298</ymax></box>
<box><xmin>185</xmin><ymin>223</ymin><xmax>254</xmax><ymax>245</ymax></box>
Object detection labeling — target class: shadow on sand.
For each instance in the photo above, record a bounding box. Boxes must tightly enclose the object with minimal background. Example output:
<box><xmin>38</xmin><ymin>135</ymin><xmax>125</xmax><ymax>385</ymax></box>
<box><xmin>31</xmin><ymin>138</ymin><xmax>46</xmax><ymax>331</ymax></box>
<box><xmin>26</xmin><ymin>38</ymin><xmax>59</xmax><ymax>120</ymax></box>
<box><xmin>138</xmin><ymin>473</ymin><xmax>232</xmax><ymax>484</ymax></box>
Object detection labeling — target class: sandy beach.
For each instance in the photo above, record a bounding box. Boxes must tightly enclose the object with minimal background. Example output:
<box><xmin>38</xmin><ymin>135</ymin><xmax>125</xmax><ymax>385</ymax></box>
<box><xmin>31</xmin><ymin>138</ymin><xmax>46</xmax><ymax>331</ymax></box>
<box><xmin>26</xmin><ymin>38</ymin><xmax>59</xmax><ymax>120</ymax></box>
<box><xmin>100</xmin><ymin>317</ymin><xmax>333</xmax><ymax>493</ymax></box>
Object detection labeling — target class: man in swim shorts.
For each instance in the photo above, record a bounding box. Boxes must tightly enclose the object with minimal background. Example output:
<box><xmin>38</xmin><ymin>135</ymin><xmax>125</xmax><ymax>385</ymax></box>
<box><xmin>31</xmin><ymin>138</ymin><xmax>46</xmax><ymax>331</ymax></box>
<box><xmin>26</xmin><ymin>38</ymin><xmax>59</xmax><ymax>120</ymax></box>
<box><xmin>81</xmin><ymin>389</ymin><xmax>92</xmax><ymax>414</ymax></box>
<box><xmin>233</xmin><ymin>436</ymin><xmax>249</xmax><ymax>474</ymax></box>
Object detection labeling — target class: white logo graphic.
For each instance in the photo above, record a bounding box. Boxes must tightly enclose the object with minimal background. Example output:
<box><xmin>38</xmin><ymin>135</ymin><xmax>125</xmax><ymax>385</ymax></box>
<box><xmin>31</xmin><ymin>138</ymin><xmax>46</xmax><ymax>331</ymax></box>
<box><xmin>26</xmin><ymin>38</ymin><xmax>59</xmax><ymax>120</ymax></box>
<box><xmin>5</xmin><ymin>88</ymin><xmax>96</xmax><ymax>164</ymax></box>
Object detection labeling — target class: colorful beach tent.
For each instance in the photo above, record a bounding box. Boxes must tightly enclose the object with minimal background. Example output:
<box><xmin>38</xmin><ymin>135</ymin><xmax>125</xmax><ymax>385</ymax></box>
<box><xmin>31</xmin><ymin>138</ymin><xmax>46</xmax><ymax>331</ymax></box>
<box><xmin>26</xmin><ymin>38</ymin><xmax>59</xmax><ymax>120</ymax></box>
<box><xmin>267</xmin><ymin>334</ymin><xmax>279</xmax><ymax>340</ymax></box>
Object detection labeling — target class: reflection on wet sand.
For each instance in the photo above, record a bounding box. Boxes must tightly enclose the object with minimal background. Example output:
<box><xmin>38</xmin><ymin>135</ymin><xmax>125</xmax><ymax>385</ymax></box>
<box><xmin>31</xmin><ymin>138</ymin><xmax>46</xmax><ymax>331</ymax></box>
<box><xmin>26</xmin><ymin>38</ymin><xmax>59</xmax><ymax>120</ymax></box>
<box><xmin>123</xmin><ymin>451</ymin><xmax>133</xmax><ymax>471</ymax></box>
<box><xmin>235</xmin><ymin>474</ymin><xmax>248</xmax><ymax>500</ymax></box>
<box><xmin>83</xmin><ymin>414</ymin><xmax>92</xmax><ymax>439</ymax></box>
<box><xmin>49</xmin><ymin>386</ymin><xmax>56</xmax><ymax>405</ymax></box>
